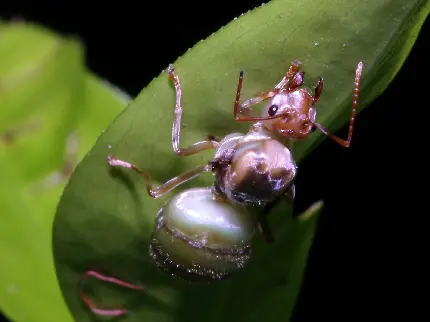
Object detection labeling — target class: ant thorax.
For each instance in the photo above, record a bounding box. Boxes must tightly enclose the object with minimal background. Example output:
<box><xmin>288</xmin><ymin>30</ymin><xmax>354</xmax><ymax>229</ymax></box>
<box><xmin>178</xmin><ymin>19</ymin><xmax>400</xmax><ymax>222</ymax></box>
<box><xmin>211</xmin><ymin>123</ymin><xmax>297</xmax><ymax>206</ymax></box>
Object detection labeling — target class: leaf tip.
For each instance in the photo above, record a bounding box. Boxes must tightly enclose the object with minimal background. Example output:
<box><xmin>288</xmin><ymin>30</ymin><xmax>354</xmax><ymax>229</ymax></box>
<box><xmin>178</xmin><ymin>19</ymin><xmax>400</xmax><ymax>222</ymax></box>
<box><xmin>297</xmin><ymin>200</ymin><xmax>324</xmax><ymax>222</ymax></box>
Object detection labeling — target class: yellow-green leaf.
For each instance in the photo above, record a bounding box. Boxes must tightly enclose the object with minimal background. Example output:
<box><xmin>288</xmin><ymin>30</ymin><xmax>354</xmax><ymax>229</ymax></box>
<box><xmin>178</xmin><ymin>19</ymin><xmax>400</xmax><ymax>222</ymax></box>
<box><xmin>0</xmin><ymin>22</ymin><xmax>128</xmax><ymax>322</ymax></box>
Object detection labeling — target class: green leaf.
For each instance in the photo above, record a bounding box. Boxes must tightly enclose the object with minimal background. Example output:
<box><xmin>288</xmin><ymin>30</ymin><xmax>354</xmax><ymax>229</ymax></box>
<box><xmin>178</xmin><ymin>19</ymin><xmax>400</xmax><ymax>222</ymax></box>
<box><xmin>0</xmin><ymin>22</ymin><xmax>128</xmax><ymax>322</ymax></box>
<box><xmin>53</xmin><ymin>1</ymin><xmax>428</xmax><ymax>322</ymax></box>
<box><xmin>0</xmin><ymin>22</ymin><xmax>85</xmax><ymax>182</ymax></box>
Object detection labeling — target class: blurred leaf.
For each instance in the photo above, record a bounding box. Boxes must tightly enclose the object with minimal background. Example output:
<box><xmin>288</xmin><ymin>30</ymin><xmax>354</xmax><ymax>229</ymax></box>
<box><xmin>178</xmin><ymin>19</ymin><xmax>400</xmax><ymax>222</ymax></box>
<box><xmin>0</xmin><ymin>22</ymin><xmax>128</xmax><ymax>322</ymax></box>
<box><xmin>53</xmin><ymin>1</ymin><xmax>428</xmax><ymax>322</ymax></box>
<box><xmin>0</xmin><ymin>23</ymin><xmax>86</xmax><ymax>182</ymax></box>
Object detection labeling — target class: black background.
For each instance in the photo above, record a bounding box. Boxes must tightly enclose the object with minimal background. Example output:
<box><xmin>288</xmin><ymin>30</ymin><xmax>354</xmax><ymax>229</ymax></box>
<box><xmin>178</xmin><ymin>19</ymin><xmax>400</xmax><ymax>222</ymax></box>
<box><xmin>1</xmin><ymin>1</ymin><xmax>428</xmax><ymax>321</ymax></box>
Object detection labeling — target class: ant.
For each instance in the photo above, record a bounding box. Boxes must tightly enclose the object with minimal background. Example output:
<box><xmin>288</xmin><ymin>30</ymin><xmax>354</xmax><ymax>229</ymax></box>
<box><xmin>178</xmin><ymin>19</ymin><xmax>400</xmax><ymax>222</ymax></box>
<box><xmin>80</xmin><ymin>60</ymin><xmax>363</xmax><ymax>316</ymax></box>
<box><xmin>108</xmin><ymin>60</ymin><xmax>362</xmax><ymax>239</ymax></box>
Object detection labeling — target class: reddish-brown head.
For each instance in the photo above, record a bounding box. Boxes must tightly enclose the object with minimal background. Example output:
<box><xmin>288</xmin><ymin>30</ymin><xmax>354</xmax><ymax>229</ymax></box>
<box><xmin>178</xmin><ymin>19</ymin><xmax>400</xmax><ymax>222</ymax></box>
<box><xmin>261</xmin><ymin>89</ymin><xmax>316</xmax><ymax>140</ymax></box>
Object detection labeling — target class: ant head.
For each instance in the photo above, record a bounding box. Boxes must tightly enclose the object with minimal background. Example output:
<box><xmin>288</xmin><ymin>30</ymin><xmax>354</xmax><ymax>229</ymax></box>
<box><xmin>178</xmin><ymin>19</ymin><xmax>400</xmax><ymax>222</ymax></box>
<box><xmin>261</xmin><ymin>89</ymin><xmax>316</xmax><ymax>140</ymax></box>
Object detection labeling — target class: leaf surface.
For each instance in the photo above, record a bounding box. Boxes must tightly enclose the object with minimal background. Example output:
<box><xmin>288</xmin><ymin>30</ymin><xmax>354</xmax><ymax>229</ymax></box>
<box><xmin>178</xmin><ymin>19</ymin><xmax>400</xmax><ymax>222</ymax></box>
<box><xmin>53</xmin><ymin>1</ymin><xmax>428</xmax><ymax>321</ymax></box>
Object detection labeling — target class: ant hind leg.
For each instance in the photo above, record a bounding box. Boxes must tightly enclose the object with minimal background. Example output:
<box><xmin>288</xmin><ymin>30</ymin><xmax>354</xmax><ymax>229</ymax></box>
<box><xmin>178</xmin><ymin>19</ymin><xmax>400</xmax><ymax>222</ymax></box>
<box><xmin>79</xmin><ymin>270</ymin><xmax>144</xmax><ymax>316</ymax></box>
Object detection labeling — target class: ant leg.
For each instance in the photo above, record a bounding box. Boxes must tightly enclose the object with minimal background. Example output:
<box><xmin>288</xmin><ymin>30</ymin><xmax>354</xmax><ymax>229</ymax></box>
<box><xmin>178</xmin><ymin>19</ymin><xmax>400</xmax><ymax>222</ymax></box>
<box><xmin>257</xmin><ymin>197</ymin><xmax>282</xmax><ymax>243</ymax></box>
<box><xmin>236</xmin><ymin>61</ymin><xmax>301</xmax><ymax>111</ymax></box>
<box><xmin>234</xmin><ymin>61</ymin><xmax>301</xmax><ymax>122</ymax></box>
<box><xmin>258</xmin><ymin>183</ymin><xmax>296</xmax><ymax>243</ymax></box>
<box><xmin>312</xmin><ymin>78</ymin><xmax>324</xmax><ymax>105</ymax></box>
<box><xmin>312</xmin><ymin>61</ymin><xmax>363</xmax><ymax>148</ymax></box>
<box><xmin>284</xmin><ymin>183</ymin><xmax>296</xmax><ymax>201</ymax></box>
<box><xmin>80</xmin><ymin>270</ymin><xmax>144</xmax><ymax>316</ymax></box>
<box><xmin>168</xmin><ymin>65</ymin><xmax>219</xmax><ymax>156</ymax></box>
<box><xmin>257</xmin><ymin>209</ymin><xmax>275</xmax><ymax>243</ymax></box>
<box><xmin>273</xmin><ymin>60</ymin><xmax>302</xmax><ymax>90</ymax></box>
<box><xmin>108</xmin><ymin>156</ymin><xmax>210</xmax><ymax>198</ymax></box>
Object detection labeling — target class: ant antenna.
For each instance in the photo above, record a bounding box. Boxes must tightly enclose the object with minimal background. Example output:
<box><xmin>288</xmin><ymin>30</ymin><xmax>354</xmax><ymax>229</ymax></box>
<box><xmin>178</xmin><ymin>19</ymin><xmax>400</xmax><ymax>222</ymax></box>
<box><xmin>233</xmin><ymin>61</ymin><xmax>301</xmax><ymax>122</ymax></box>
<box><xmin>312</xmin><ymin>61</ymin><xmax>363</xmax><ymax>147</ymax></box>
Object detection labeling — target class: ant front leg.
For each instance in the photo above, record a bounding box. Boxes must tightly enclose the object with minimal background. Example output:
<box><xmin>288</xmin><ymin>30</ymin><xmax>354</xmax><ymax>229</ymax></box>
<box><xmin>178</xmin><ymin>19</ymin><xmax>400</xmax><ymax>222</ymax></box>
<box><xmin>168</xmin><ymin>65</ymin><xmax>219</xmax><ymax>156</ymax></box>
<box><xmin>108</xmin><ymin>156</ymin><xmax>210</xmax><ymax>198</ymax></box>
<box><xmin>312</xmin><ymin>61</ymin><xmax>363</xmax><ymax>148</ymax></box>
<box><xmin>234</xmin><ymin>61</ymin><xmax>302</xmax><ymax>122</ymax></box>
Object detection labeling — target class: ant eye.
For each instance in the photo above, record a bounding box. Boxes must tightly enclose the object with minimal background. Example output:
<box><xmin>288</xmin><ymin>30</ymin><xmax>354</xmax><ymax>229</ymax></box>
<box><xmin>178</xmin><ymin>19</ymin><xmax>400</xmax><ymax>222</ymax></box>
<box><xmin>268</xmin><ymin>105</ymin><xmax>279</xmax><ymax>117</ymax></box>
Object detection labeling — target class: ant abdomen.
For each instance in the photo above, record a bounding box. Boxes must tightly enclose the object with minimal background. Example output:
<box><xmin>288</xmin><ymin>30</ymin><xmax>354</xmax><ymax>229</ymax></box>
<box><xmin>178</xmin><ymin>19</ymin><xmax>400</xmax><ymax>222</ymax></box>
<box><xmin>149</xmin><ymin>187</ymin><xmax>254</xmax><ymax>282</ymax></box>
<box><xmin>213</xmin><ymin>132</ymin><xmax>297</xmax><ymax>206</ymax></box>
